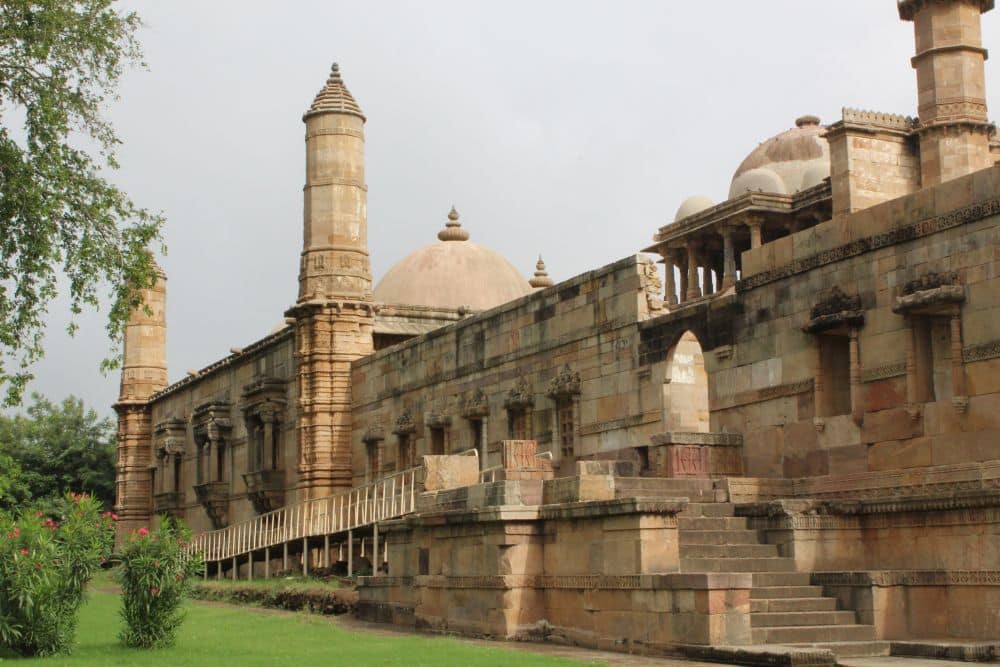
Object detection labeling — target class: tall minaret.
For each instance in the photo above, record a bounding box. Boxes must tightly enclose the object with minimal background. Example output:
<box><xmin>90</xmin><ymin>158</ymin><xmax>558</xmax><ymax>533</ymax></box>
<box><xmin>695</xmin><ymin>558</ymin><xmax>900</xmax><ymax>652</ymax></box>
<box><xmin>114</xmin><ymin>261</ymin><xmax>168</xmax><ymax>536</ymax></box>
<box><xmin>288</xmin><ymin>63</ymin><xmax>375</xmax><ymax>500</ymax></box>
<box><xmin>899</xmin><ymin>0</ymin><xmax>995</xmax><ymax>186</ymax></box>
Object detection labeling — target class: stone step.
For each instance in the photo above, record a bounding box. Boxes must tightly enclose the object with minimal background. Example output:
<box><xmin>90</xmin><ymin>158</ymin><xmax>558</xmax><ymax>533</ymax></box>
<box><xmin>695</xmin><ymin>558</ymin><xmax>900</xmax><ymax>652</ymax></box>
<box><xmin>678</xmin><ymin>529</ymin><xmax>767</xmax><ymax>545</ymax></box>
<box><xmin>751</xmin><ymin>597</ymin><xmax>838</xmax><ymax>613</ymax></box>
<box><xmin>751</xmin><ymin>624</ymin><xmax>876</xmax><ymax>644</ymax></box>
<box><xmin>752</xmin><ymin>572</ymin><xmax>812</xmax><ymax>587</ymax></box>
<box><xmin>677</xmin><ymin>516</ymin><xmax>750</xmax><ymax>530</ymax></box>
<box><xmin>751</xmin><ymin>585</ymin><xmax>825</xmax><ymax>599</ymax></box>
<box><xmin>751</xmin><ymin>610</ymin><xmax>857</xmax><ymax>628</ymax></box>
<box><xmin>787</xmin><ymin>641</ymin><xmax>891</xmax><ymax>659</ymax></box>
<box><xmin>678</xmin><ymin>502</ymin><xmax>736</xmax><ymax>517</ymax></box>
<box><xmin>680</xmin><ymin>544</ymin><xmax>779</xmax><ymax>558</ymax></box>
<box><xmin>613</xmin><ymin>478</ymin><xmax>719</xmax><ymax>503</ymax></box>
<box><xmin>681</xmin><ymin>557</ymin><xmax>797</xmax><ymax>573</ymax></box>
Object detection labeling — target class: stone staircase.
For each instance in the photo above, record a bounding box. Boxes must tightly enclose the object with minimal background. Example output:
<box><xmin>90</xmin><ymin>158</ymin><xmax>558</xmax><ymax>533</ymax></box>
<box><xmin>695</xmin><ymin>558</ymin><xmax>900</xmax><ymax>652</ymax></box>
<box><xmin>678</xmin><ymin>502</ymin><xmax>890</xmax><ymax>659</ymax></box>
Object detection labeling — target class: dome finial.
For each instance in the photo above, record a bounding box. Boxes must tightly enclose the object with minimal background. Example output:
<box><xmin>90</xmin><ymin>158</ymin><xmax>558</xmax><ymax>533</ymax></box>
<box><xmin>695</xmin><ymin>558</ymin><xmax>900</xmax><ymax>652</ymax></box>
<box><xmin>438</xmin><ymin>206</ymin><xmax>470</xmax><ymax>241</ymax></box>
<box><xmin>529</xmin><ymin>254</ymin><xmax>554</xmax><ymax>288</ymax></box>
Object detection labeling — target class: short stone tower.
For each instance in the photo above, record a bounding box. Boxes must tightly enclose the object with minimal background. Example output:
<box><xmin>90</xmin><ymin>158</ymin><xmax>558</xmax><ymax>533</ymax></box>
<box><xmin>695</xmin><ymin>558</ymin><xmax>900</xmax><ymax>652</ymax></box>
<box><xmin>287</xmin><ymin>63</ymin><xmax>375</xmax><ymax>500</ymax></box>
<box><xmin>899</xmin><ymin>0</ymin><xmax>995</xmax><ymax>186</ymax></box>
<box><xmin>114</xmin><ymin>261</ymin><xmax>168</xmax><ymax>536</ymax></box>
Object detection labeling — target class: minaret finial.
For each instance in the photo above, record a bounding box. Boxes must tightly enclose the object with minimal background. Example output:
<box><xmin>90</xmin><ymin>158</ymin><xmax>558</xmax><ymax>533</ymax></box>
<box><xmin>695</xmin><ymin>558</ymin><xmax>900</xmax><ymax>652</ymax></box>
<box><xmin>305</xmin><ymin>61</ymin><xmax>365</xmax><ymax>121</ymax></box>
<box><xmin>529</xmin><ymin>254</ymin><xmax>554</xmax><ymax>288</ymax></box>
<box><xmin>438</xmin><ymin>206</ymin><xmax>470</xmax><ymax>241</ymax></box>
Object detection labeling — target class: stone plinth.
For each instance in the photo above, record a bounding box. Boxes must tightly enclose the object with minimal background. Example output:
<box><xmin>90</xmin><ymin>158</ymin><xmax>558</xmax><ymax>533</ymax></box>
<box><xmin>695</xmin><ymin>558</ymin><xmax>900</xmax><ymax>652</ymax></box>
<box><xmin>650</xmin><ymin>432</ymin><xmax>743</xmax><ymax>478</ymax></box>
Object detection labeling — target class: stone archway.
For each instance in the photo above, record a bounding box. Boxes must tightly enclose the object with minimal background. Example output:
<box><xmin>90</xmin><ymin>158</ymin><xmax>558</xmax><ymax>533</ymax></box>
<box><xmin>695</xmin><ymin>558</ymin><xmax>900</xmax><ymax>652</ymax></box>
<box><xmin>662</xmin><ymin>330</ymin><xmax>709</xmax><ymax>433</ymax></box>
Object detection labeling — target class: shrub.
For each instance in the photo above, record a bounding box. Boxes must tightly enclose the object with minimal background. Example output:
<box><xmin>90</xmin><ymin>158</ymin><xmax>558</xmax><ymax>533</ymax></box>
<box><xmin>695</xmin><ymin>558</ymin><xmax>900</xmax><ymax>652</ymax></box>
<box><xmin>0</xmin><ymin>493</ymin><xmax>116</xmax><ymax>656</ymax></box>
<box><xmin>117</xmin><ymin>516</ymin><xmax>202</xmax><ymax>648</ymax></box>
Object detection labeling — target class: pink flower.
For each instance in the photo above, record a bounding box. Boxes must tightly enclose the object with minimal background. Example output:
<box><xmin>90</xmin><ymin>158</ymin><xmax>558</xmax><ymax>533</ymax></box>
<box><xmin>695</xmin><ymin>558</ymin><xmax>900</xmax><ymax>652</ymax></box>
<box><xmin>19</xmin><ymin>548</ymin><xmax>28</xmax><ymax>555</ymax></box>
<box><xmin>138</xmin><ymin>527</ymin><xmax>149</xmax><ymax>537</ymax></box>
<box><xmin>111</xmin><ymin>513</ymin><xmax>118</xmax><ymax>521</ymax></box>
<box><xmin>150</xmin><ymin>587</ymin><xmax>159</xmax><ymax>596</ymax></box>
<box><xmin>35</xmin><ymin>511</ymin><xmax>43</xmax><ymax>518</ymax></box>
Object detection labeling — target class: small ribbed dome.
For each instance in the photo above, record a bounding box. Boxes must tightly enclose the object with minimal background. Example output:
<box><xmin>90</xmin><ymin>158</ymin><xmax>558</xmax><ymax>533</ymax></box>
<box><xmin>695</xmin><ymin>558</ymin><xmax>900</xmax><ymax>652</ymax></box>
<box><xmin>305</xmin><ymin>63</ymin><xmax>365</xmax><ymax>120</ymax></box>
<box><xmin>730</xmin><ymin>116</ymin><xmax>829</xmax><ymax>196</ymax></box>
<box><xmin>374</xmin><ymin>208</ymin><xmax>531</xmax><ymax>311</ymax></box>
<box><xmin>729</xmin><ymin>167</ymin><xmax>787</xmax><ymax>198</ymax></box>
<box><xmin>674</xmin><ymin>196</ymin><xmax>715</xmax><ymax>222</ymax></box>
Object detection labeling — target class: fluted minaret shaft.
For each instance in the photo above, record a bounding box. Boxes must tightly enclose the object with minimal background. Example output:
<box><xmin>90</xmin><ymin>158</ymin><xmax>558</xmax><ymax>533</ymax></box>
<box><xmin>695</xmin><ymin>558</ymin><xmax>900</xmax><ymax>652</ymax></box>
<box><xmin>290</xmin><ymin>63</ymin><xmax>375</xmax><ymax>501</ymax></box>
<box><xmin>298</xmin><ymin>63</ymin><xmax>371</xmax><ymax>302</ymax></box>
<box><xmin>899</xmin><ymin>0</ymin><xmax>995</xmax><ymax>186</ymax></box>
<box><xmin>114</xmin><ymin>263</ymin><xmax>168</xmax><ymax>538</ymax></box>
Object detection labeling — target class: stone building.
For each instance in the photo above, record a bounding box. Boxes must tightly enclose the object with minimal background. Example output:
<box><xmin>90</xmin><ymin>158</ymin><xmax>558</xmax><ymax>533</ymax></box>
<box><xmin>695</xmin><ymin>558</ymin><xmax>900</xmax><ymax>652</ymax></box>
<box><xmin>116</xmin><ymin>1</ymin><xmax>1000</xmax><ymax>661</ymax></box>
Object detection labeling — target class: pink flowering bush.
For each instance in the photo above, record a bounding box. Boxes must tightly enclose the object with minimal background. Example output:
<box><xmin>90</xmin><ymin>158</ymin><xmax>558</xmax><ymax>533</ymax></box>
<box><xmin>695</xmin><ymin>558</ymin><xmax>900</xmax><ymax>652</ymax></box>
<box><xmin>117</xmin><ymin>516</ymin><xmax>202</xmax><ymax>648</ymax></box>
<box><xmin>0</xmin><ymin>493</ymin><xmax>115</xmax><ymax>656</ymax></box>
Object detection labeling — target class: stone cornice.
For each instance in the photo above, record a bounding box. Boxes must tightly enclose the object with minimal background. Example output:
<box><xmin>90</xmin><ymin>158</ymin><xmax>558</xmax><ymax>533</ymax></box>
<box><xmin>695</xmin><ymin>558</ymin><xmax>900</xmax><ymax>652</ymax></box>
<box><xmin>811</xmin><ymin>570</ymin><xmax>1000</xmax><ymax>587</ymax></box>
<box><xmin>739</xmin><ymin>196</ymin><xmax>1000</xmax><ymax>292</ymax></box>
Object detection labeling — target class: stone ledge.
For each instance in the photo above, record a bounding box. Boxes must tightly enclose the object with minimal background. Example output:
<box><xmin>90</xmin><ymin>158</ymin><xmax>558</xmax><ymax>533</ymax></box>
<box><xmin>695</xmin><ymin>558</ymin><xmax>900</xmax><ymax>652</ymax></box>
<box><xmin>891</xmin><ymin>640</ymin><xmax>1000</xmax><ymax>662</ymax></box>
<box><xmin>371</xmin><ymin>572</ymin><xmax>753</xmax><ymax>591</ymax></box>
<box><xmin>537</xmin><ymin>496</ymin><xmax>688</xmax><ymax>520</ymax></box>
<box><xmin>736</xmin><ymin>490</ymin><xmax>1000</xmax><ymax>519</ymax></box>
<box><xmin>650</xmin><ymin>431</ymin><xmax>744</xmax><ymax>447</ymax></box>
<box><xmin>811</xmin><ymin>570</ymin><xmax>1000</xmax><ymax>587</ymax></box>
<box><xmin>675</xmin><ymin>643</ymin><xmax>837</xmax><ymax>667</ymax></box>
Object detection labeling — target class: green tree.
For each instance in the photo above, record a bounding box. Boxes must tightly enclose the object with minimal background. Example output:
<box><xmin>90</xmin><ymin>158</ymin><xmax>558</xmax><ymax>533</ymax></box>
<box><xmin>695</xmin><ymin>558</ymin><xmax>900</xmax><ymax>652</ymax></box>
<box><xmin>0</xmin><ymin>0</ymin><xmax>164</xmax><ymax>406</ymax></box>
<box><xmin>0</xmin><ymin>393</ymin><xmax>116</xmax><ymax>508</ymax></box>
<box><xmin>0</xmin><ymin>448</ymin><xmax>30</xmax><ymax>507</ymax></box>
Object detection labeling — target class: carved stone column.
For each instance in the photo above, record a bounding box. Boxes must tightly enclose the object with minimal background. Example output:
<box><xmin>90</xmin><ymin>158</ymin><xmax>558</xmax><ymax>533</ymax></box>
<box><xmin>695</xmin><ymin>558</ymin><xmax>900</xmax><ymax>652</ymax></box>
<box><xmin>685</xmin><ymin>241</ymin><xmax>702</xmax><ymax>301</ymax></box>
<box><xmin>660</xmin><ymin>250</ymin><xmax>678</xmax><ymax>306</ymax></box>
<box><xmin>849</xmin><ymin>327</ymin><xmax>863</xmax><ymax>425</ymax></box>
<box><xmin>747</xmin><ymin>218</ymin><xmax>763</xmax><ymax>249</ymax></box>
<box><xmin>951</xmin><ymin>308</ymin><xmax>968</xmax><ymax>411</ymax></box>
<box><xmin>905</xmin><ymin>314</ymin><xmax>920</xmax><ymax>414</ymax></box>
<box><xmin>721</xmin><ymin>227</ymin><xmax>737</xmax><ymax>289</ymax></box>
<box><xmin>678</xmin><ymin>253</ymin><xmax>689</xmax><ymax>304</ymax></box>
<box><xmin>261</xmin><ymin>410</ymin><xmax>276</xmax><ymax>470</ymax></box>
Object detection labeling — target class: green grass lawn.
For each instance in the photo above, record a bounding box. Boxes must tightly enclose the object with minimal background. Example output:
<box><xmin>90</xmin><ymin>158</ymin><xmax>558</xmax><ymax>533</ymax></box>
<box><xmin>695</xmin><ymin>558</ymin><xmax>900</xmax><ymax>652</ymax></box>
<box><xmin>8</xmin><ymin>590</ymin><xmax>593</xmax><ymax>666</ymax></box>
<box><xmin>193</xmin><ymin>575</ymin><xmax>341</xmax><ymax>591</ymax></box>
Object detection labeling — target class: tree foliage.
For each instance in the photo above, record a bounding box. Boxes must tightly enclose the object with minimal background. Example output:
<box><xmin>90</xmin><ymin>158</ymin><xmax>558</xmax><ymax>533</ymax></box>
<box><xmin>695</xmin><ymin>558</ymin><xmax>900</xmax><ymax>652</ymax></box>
<box><xmin>0</xmin><ymin>0</ymin><xmax>164</xmax><ymax>405</ymax></box>
<box><xmin>0</xmin><ymin>393</ymin><xmax>116</xmax><ymax>509</ymax></box>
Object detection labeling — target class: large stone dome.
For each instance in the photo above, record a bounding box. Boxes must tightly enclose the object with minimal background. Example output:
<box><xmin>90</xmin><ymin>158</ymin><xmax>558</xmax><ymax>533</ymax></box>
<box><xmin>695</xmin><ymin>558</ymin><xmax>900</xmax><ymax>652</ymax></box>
<box><xmin>728</xmin><ymin>116</ymin><xmax>830</xmax><ymax>198</ymax></box>
<box><xmin>374</xmin><ymin>208</ymin><xmax>531</xmax><ymax>311</ymax></box>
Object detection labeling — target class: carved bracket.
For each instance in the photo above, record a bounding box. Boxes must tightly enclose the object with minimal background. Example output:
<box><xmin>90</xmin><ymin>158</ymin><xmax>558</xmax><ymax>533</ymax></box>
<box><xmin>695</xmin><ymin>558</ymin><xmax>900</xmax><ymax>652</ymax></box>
<box><xmin>462</xmin><ymin>388</ymin><xmax>489</xmax><ymax>419</ymax></box>
<box><xmin>193</xmin><ymin>481</ymin><xmax>229</xmax><ymax>529</ymax></box>
<box><xmin>804</xmin><ymin>287</ymin><xmax>865</xmax><ymax>333</ymax></box>
<box><xmin>504</xmin><ymin>378</ymin><xmax>535</xmax><ymax>410</ymax></box>
<box><xmin>547</xmin><ymin>364</ymin><xmax>581</xmax><ymax>399</ymax></box>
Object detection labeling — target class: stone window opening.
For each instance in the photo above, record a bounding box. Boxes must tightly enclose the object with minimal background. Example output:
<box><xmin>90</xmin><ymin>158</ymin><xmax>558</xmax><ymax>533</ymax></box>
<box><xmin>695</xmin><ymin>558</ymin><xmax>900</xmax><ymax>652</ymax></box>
<box><xmin>462</xmin><ymin>388</ymin><xmax>490</xmax><ymax>470</ymax></box>
<box><xmin>893</xmin><ymin>273</ymin><xmax>967</xmax><ymax>413</ymax></box>
<box><xmin>191</xmin><ymin>401</ymin><xmax>233</xmax><ymax>529</ymax></box>
<box><xmin>426</xmin><ymin>413</ymin><xmax>451</xmax><ymax>455</ymax></box>
<box><xmin>362</xmin><ymin>425</ymin><xmax>385</xmax><ymax>483</ymax></box>
<box><xmin>804</xmin><ymin>288</ymin><xmax>865</xmax><ymax>427</ymax></box>
<box><xmin>393</xmin><ymin>411</ymin><xmax>417</xmax><ymax>471</ymax></box>
<box><xmin>173</xmin><ymin>455</ymin><xmax>182</xmax><ymax>494</ymax></box>
<box><xmin>548</xmin><ymin>364</ymin><xmax>581</xmax><ymax>463</ymax></box>
<box><xmin>504</xmin><ymin>378</ymin><xmax>535</xmax><ymax>441</ymax></box>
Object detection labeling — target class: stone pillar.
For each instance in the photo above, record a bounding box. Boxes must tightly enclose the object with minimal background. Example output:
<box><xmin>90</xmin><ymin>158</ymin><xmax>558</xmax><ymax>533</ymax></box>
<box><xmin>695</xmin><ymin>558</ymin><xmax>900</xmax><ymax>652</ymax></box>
<box><xmin>261</xmin><ymin>412</ymin><xmax>275</xmax><ymax>470</ymax></box>
<box><xmin>679</xmin><ymin>254</ymin><xmax>689</xmax><ymax>304</ymax></box>
<box><xmin>290</xmin><ymin>64</ymin><xmax>375</xmax><ymax>501</ymax></box>
<box><xmin>686</xmin><ymin>241</ymin><xmax>702</xmax><ymax>301</ymax></box>
<box><xmin>721</xmin><ymin>227</ymin><xmax>737</xmax><ymax>289</ymax></box>
<box><xmin>747</xmin><ymin>218</ymin><xmax>763</xmax><ymax>249</ymax></box>
<box><xmin>905</xmin><ymin>315</ymin><xmax>920</xmax><ymax>412</ymax></box>
<box><xmin>899</xmin><ymin>0</ymin><xmax>994</xmax><ymax>186</ymax></box>
<box><xmin>813</xmin><ymin>341</ymin><xmax>826</xmax><ymax>425</ymax></box>
<box><xmin>950</xmin><ymin>308</ymin><xmax>968</xmax><ymax>410</ymax></box>
<box><xmin>849</xmin><ymin>328</ymin><xmax>863</xmax><ymax>425</ymax></box>
<box><xmin>660</xmin><ymin>250</ymin><xmax>678</xmax><ymax>306</ymax></box>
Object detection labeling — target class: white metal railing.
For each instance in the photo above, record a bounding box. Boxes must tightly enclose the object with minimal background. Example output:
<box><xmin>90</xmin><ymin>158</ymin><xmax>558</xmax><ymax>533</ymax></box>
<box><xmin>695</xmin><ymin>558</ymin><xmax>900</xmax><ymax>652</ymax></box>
<box><xmin>188</xmin><ymin>466</ymin><xmax>423</xmax><ymax>563</ymax></box>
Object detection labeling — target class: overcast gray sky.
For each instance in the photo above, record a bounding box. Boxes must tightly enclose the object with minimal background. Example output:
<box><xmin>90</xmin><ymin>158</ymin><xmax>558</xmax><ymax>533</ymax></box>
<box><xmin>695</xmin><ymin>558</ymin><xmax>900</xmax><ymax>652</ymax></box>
<box><xmin>18</xmin><ymin>0</ymin><xmax>1000</xmax><ymax>415</ymax></box>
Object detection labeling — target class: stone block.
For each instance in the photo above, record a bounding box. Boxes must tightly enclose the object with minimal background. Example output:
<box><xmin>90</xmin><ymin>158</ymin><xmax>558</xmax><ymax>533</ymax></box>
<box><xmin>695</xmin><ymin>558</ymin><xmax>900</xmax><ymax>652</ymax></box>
<box><xmin>422</xmin><ymin>455</ymin><xmax>479</xmax><ymax>491</ymax></box>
